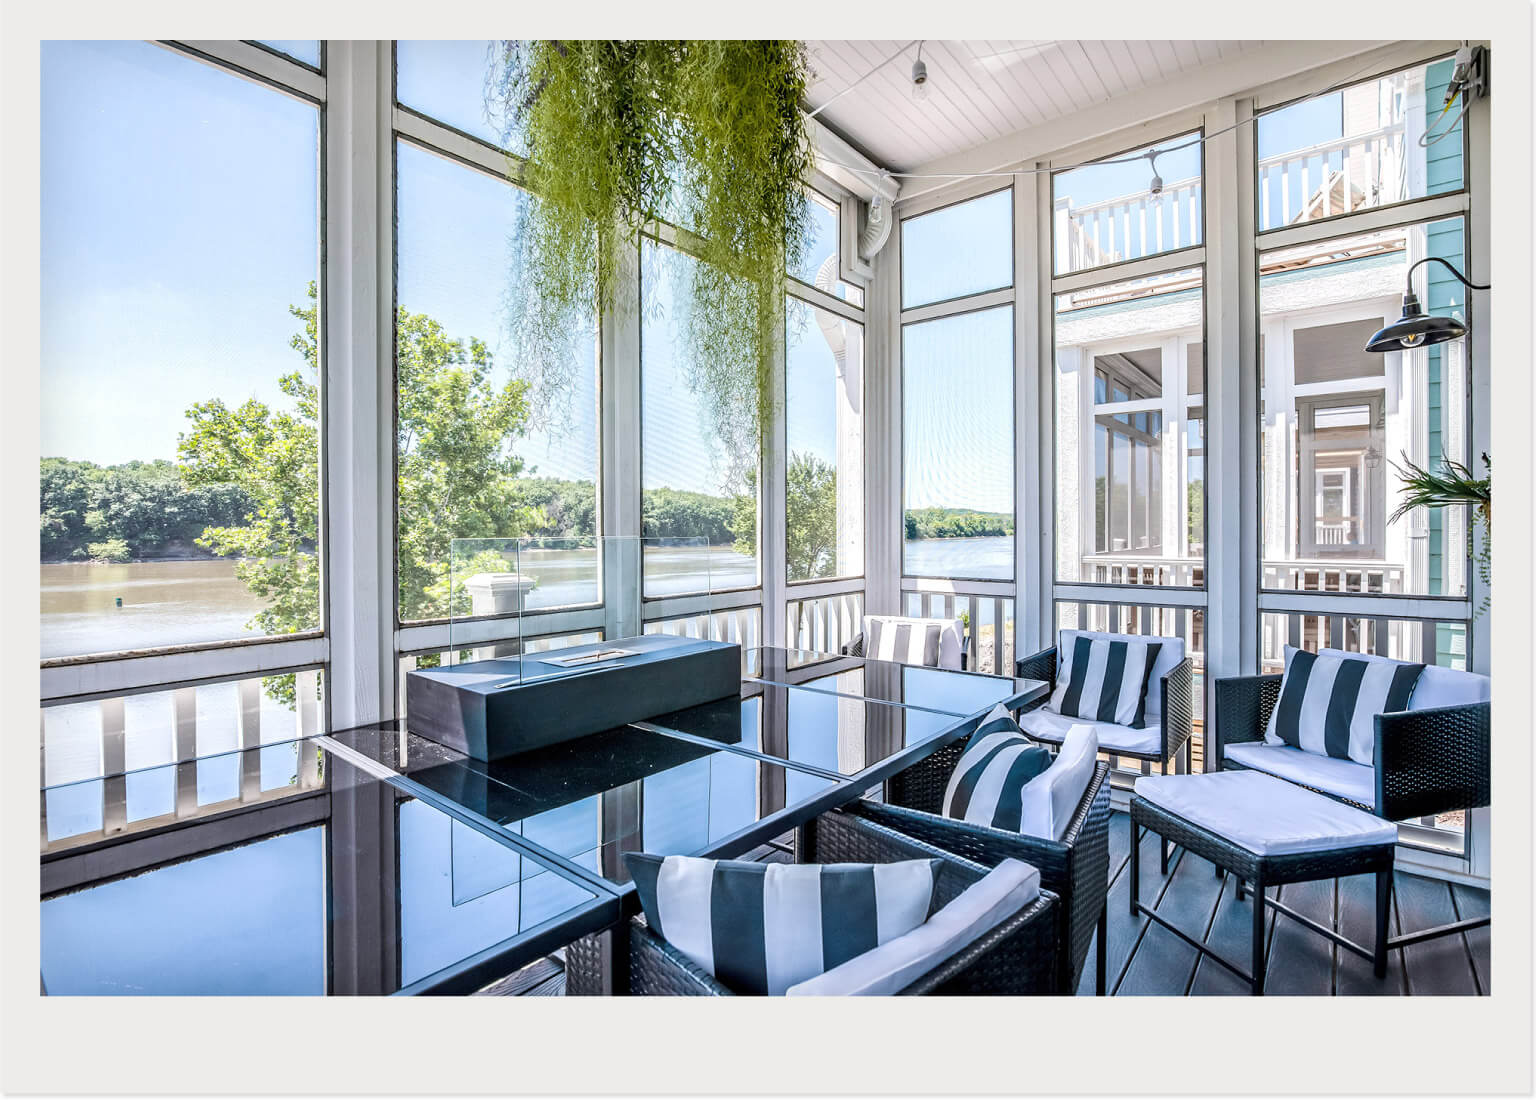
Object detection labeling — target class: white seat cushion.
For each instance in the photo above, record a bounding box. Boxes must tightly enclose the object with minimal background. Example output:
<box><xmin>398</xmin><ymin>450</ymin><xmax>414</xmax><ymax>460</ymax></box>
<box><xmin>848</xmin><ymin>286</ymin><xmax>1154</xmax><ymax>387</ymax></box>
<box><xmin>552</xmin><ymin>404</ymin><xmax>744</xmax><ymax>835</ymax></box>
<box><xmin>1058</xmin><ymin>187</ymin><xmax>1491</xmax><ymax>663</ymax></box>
<box><xmin>1057</xmin><ymin>630</ymin><xmax>1184</xmax><ymax>729</ymax></box>
<box><xmin>1133</xmin><ymin>770</ymin><xmax>1398</xmax><ymax>856</ymax></box>
<box><xmin>1223</xmin><ymin>742</ymin><xmax>1376</xmax><ymax>805</ymax></box>
<box><xmin>785</xmin><ymin>859</ymin><xmax>1041</xmax><ymax>996</ymax></box>
<box><xmin>1018</xmin><ymin>707</ymin><xmax>1161</xmax><ymax>757</ymax></box>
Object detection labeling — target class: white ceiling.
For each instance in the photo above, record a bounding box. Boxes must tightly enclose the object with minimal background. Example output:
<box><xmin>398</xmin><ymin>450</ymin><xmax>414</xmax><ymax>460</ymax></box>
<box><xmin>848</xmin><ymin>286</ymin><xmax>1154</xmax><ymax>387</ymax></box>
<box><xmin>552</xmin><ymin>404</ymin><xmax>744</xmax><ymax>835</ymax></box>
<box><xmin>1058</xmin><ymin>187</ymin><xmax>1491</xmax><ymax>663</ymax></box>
<box><xmin>804</xmin><ymin>40</ymin><xmax>1268</xmax><ymax>172</ymax></box>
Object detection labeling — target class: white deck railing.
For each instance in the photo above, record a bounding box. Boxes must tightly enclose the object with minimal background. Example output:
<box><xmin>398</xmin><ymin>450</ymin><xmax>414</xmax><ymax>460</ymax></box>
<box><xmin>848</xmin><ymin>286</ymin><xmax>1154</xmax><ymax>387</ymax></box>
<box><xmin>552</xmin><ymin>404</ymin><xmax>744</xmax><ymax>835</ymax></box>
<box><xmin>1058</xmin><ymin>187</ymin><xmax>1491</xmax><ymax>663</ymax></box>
<box><xmin>1056</xmin><ymin>122</ymin><xmax>1408</xmax><ymax>271</ymax></box>
<box><xmin>1077</xmin><ymin>553</ymin><xmax>1405</xmax><ymax>596</ymax></box>
<box><xmin>1258</xmin><ymin>123</ymin><xmax>1407</xmax><ymax>229</ymax></box>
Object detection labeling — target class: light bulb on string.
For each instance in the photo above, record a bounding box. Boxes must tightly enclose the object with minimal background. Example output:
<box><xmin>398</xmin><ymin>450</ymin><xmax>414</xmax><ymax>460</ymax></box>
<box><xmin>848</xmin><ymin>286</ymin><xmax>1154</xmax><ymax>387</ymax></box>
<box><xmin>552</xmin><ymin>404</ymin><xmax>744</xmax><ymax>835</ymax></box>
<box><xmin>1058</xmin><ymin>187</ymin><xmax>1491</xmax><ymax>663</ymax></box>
<box><xmin>911</xmin><ymin>43</ymin><xmax>929</xmax><ymax>102</ymax></box>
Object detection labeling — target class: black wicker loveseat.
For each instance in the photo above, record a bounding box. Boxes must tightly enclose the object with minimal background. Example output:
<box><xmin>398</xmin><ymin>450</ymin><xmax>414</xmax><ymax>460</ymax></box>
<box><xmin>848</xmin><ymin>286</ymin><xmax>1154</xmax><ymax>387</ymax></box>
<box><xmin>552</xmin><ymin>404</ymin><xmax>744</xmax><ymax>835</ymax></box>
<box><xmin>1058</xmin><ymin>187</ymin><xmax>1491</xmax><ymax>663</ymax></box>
<box><xmin>1211</xmin><ymin>661</ymin><xmax>1490</xmax><ymax>950</ymax></box>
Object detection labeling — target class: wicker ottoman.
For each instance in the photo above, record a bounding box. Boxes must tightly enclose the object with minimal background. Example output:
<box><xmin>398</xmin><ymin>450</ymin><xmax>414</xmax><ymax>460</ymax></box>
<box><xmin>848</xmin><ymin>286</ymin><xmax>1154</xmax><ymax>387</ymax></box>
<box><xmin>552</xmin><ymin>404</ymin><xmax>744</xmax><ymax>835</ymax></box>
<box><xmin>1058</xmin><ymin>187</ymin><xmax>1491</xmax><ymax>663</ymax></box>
<box><xmin>1129</xmin><ymin>770</ymin><xmax>1399</xmax><ymax>995</ymax></box>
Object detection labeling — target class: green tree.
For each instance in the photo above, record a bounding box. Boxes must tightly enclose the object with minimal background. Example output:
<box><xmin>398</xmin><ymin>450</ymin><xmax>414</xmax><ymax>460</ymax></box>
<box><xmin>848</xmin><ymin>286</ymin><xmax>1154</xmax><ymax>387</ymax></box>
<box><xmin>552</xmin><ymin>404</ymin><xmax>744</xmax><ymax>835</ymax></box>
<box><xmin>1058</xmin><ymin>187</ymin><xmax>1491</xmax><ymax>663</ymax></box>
<box><xmin>641</xmin><ymin>486</ymin><xmax>737</xmax><ymax>544</ymax></box>
<box><xmin>785</xmin><ymin>452</ymin><xmax>838</xmax><ymax>580</ymax></box>
<box><xmin>86</xmin><ymin>538</ymin><xmax>131</xmax><ymax>563</ymax></box>
<box><xmin>178</xmin><ymin>284</ymin><xmax>538</xmax><ymax>702</ymax></box>
<box><xmin>393</xmin><ymin>298</ymin><xmax>538</xmax><ymax>618</ymax></box>
<box><xmin>720</xmin><ymin>452</ymin><xmax>838</xmax><ymax>580</ymax></box>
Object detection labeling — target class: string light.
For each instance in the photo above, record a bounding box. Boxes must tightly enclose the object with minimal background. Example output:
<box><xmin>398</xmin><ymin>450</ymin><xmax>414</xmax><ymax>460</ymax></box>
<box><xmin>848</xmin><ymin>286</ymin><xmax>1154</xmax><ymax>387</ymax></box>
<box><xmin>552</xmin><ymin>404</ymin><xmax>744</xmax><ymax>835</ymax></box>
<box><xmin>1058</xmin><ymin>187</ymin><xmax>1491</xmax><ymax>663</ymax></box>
<box><xmin>812</xmin><ymin>54</ymin><xmax>1404</xmax><ymax>196</ymax></box>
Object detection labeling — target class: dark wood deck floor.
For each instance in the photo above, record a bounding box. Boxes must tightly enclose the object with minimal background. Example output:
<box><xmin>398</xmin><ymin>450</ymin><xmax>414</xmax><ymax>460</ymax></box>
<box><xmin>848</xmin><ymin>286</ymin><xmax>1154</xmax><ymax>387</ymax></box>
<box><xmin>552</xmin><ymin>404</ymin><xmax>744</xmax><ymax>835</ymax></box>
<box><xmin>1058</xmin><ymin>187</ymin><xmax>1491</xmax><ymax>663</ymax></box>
<box><xmin>484</xmin><ymin>815</ymin><xmax>1490</xmax><ymax>997</ymax></box>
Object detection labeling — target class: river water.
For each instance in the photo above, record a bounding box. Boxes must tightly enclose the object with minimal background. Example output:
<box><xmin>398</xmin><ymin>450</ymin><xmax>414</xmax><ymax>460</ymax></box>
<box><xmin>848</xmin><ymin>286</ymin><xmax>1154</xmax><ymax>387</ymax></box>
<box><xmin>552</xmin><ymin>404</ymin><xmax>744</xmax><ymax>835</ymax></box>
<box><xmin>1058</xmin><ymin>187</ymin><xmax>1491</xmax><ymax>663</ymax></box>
<box><xmin>39</xmin><ymin>537</ymin><xmax>1004</xmax><ymax>804</ymax></box>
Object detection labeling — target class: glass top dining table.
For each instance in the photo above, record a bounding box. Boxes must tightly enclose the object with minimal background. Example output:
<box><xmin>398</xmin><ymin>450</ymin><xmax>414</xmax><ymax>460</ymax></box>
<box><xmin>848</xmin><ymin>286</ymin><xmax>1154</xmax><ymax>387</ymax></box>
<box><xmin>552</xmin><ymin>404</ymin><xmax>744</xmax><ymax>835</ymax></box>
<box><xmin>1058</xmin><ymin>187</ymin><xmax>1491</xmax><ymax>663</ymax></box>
<box><xmin>40</xmin><ymin>647</ymin><xmax>1047</xmax><ymax>995</ymax></box>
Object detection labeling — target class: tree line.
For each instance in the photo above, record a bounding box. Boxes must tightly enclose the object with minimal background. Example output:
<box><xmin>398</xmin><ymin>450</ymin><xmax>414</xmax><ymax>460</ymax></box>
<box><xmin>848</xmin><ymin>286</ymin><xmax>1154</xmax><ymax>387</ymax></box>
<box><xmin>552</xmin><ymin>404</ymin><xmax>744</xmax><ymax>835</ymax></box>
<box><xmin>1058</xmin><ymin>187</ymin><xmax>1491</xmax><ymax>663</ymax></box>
<box><xmin>40</xmin><ymin>458</ymin><xmax>255</xmax><ymax>563</ymax></box>
<box><xmin>39</xmin><ymin>459</ymin><xmax>768</xmax><ymax>564</ymax></box>
<box><xmin>904</xmin><ymin>506</ymin><xmax>1014</xmax><ymax>540</ymax></box>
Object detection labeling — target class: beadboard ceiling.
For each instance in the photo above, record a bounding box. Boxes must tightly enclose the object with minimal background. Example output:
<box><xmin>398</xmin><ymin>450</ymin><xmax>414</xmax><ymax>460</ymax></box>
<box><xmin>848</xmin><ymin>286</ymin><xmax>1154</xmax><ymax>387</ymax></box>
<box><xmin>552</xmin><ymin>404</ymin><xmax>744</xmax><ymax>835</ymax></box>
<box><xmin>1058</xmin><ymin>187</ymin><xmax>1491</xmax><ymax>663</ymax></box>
<box><xmin>804</xmin><ymin>40</ymin><xmax>1268</xmax><ymax>172</ymax></box>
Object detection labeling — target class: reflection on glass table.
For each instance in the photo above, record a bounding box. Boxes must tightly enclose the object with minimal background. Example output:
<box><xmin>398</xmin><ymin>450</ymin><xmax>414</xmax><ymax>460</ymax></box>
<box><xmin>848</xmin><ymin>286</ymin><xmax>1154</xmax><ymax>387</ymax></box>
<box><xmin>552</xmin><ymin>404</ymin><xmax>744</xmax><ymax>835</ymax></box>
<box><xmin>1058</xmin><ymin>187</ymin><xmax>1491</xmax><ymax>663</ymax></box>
<box><xmin>744</xmin><ymin>646</ymin><xmax>1048</xmax><ymax>717</ymax></box>
<box><xmin>329</xmin><ymin>723</ymin><xmax>837</xmax><ymax>888</ymax></box>
<box><xmin>40</xmin><ymin>735</ymin><xmax>324</xmax><ymax>853</ymax></box>
<box><xmin>639</xmin><ymin>686</ymin><xmax>971</xmax><ymax>778</ymax></box>
<box><xmin>40</xmin><ymin>746</ymin><xmax>614</xmax><ymax>995</ymax></box>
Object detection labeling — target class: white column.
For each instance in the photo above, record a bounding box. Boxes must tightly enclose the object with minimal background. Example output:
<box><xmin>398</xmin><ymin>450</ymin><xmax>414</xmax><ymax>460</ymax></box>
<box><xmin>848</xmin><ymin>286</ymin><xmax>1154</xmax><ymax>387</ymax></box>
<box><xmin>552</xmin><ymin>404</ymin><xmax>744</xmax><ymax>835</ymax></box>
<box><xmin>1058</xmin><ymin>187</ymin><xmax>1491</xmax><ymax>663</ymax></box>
<box><xmin>1203</xmin><ymin>96</ymin><xmax>1260</xmax><ymax>751</ymax></box>
<box><xmin>601</xmin><ymin>238</ymin><xmax>643</xmax><ymax>639</ymax></box>
<box><xmin>1015</xmin><ymin>171</ymin><xmax>1046</xmax><ymax>651</ymax></box>
<box><xmin>323</xmin><ymin>41</ymin><xmax>395</xmax><ymax>726</ymax></box>
<box><xmin>865</xmin><ymin>217</ymin><xmax>902</xmax><ymax>617</ymax></box>
<box><xmin>762</xmin><ymin>296</ymin><xmax>788</xmax><ymax>646</ymax></box>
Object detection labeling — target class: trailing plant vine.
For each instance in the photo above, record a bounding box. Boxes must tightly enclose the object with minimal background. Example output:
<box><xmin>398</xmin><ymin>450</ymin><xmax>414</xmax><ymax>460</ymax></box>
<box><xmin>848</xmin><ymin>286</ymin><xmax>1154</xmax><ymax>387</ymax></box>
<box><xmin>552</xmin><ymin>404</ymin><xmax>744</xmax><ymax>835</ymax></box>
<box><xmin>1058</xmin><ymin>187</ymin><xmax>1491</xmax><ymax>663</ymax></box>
<box><xmin>491</xmin><ymin>40</ymin><xmax>814</xmax><ymax>493</ymax></box>
<box><xmin>1390</xmin><ymin>451</ymin><xmax>1492</xmax><ymax>617</ymax></box>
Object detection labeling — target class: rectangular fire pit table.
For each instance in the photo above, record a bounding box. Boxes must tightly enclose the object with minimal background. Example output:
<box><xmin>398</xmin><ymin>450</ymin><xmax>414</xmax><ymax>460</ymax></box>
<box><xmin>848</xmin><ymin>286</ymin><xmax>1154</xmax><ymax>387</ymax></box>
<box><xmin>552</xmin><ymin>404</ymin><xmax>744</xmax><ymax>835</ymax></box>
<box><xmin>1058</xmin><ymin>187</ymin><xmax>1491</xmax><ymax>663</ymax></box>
<box><xmin>1129</xmin><ymin>770</ymin><xmax>1399</xmax><ymax>995</ymax></box>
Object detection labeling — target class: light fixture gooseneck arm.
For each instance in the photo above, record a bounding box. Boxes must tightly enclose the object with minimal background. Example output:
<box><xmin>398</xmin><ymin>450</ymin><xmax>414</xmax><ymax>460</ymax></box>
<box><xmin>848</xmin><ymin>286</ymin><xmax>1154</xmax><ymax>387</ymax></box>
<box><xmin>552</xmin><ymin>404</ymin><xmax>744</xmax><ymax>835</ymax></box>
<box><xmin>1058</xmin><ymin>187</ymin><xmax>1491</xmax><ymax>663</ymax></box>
<box><xmin>1404</xmin><ymin>256</ymin><xmax>1490</xmax><ymax>294</ymax></box>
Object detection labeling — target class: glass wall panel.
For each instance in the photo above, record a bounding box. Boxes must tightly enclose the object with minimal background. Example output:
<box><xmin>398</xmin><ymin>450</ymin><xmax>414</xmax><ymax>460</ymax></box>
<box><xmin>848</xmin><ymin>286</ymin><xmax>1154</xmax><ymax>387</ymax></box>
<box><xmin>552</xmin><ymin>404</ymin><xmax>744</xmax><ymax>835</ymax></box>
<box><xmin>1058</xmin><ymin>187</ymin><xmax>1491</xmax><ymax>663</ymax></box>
<box><xmin>40</xmin><ymin>42</ymin><xmax>320</xmax><ymax>659</ymax></box>
<box><xmin>1053</xmin><ymin>133</ymin><xmax>1202</xmax><ymax>275</ymax></box>
<box><xmin>1055</xmin><ymin>269</ymin><xmax>1205</xmax><ymax>587</ymax></box>
<box><xmin>254</xmin><ymin>40</ymin><xmax>320</xmax><ymax>68</ymax></box>
<box><xmin>785</xmin><ymin>298</ymin><xmax>863</xmax><ymax>582</ymax></box>
<box><xmin>790</xmin><ymin>189</ymin><xmax>862</xmax><ymax>306</ymax></box>
<box><xmin>395</xmin><ymin>141</ymin><xmax>599</xmax><ymax>622</ymax></box>
<box><xmin>396</xmin><ymin>40</ymin><xmax>520</xmax><ymax>152</ymax></box>
<box><xmin>902</xmin><ymin>306</ymin><xmax>1014</xmax><ymax>580</ymax></box>
<box><xmin>1257</xmin><ymin>57</ymin><xmax>1464</xmax><ymax>232</ymax></box>
<box><xmin>900</xmin><ymin>189</ymin><xmax>1012</xmax><ymax>309</ymax></box>
<box><xmin>1259</xmin><ymin>219</ymin><xmax>1469</xmax><ymax>602</ymax></box>
<box><xmin>640</xmin><ymin>240</ymin><xmax>759</xmax><ymax>595</ymax></box>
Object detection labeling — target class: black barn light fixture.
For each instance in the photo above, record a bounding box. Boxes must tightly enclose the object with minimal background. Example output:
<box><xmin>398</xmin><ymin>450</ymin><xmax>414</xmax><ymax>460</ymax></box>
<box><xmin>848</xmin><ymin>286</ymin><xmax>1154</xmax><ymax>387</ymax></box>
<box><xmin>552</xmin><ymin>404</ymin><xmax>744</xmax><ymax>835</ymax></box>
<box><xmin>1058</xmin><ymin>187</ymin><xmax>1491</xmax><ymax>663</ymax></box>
<box><xmin>1364</xmin><ymin>256</ymin><xmax>1490</xmax><ymax>353</ymax></box>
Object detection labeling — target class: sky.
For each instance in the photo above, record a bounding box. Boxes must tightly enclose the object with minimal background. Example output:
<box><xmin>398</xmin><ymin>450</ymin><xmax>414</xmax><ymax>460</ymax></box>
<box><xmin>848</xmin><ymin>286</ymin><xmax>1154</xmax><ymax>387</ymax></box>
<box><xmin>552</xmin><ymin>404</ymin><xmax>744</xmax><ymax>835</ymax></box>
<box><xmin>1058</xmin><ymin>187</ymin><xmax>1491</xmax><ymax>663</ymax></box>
<box><xmin>41</xmin><ymin>40</ymin><xmax>1423</xmax><ymax>504</ymax></box>
<box><xmin>41</xmin><ymin>40</ymin><xmax>319</xmax><ymax>467</ymax></box>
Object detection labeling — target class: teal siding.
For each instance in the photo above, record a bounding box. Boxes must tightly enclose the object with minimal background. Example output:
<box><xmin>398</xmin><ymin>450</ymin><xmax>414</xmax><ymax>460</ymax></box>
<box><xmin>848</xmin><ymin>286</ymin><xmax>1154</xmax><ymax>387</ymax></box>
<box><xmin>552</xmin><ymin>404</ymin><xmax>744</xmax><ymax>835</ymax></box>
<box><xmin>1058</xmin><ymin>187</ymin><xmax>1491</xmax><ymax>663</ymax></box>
<box><xmin>1424</xmin><ymin>59</ymin><xmax>1465</xmax><ymax>196</ymax></box>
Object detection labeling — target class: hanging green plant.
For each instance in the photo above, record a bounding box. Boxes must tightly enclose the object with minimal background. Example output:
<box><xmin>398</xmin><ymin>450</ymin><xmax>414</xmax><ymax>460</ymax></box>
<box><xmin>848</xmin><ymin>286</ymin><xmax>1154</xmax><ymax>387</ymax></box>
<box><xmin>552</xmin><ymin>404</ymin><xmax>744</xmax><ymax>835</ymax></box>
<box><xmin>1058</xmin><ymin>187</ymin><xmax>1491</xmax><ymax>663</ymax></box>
<box><xmin>1389</xmin><ymin>452</ymin><xmax>1491</xmax><ymax>617</ymax></box>
<box><xmin>492</xmin><ymin>40</ymin><xmax>814</xmax><ymax>491</ymax></box>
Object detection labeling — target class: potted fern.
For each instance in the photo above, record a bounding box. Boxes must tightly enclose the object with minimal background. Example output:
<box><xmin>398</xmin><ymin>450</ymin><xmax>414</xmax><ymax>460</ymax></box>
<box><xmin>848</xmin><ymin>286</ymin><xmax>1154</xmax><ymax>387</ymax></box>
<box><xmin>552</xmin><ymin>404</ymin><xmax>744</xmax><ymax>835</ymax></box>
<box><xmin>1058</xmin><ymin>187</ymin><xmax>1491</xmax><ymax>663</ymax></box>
<box><xmin>1390</xmin><ymin>452</ymin><xmax>1491</xmax><ymax>615</ymax></box>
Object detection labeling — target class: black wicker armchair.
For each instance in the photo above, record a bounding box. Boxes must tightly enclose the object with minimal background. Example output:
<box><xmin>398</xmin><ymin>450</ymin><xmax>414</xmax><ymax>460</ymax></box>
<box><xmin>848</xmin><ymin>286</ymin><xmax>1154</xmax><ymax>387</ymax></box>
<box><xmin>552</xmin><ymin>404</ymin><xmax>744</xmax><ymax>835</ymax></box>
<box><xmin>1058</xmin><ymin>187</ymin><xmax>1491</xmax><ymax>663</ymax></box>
<box><xmin>625</xmin><ymin>809</ymin><xmax>1060</xmax><ymax>996</ymax></box>
<box><xmin>852</xmin><ymin>748</ymin><xmax>1111</xmax><ymax>995</ymax></box>
<box><xmin>1212</xmin><ymin>673</ymin><xmax>1490</xmax><ymax>822</ymax></box>
<box><xmin>1015</xmin><ymin>644</ymin><xmax>1195</xmax><ymax>773</ymax></box>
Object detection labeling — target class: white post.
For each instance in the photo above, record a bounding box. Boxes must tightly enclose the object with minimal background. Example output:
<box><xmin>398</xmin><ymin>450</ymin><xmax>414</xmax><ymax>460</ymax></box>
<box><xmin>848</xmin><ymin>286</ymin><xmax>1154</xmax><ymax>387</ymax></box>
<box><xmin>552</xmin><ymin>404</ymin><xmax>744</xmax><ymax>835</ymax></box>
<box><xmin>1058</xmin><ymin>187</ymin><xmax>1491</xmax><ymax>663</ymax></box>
<box><xmin>1203</xmin><ymin>96</ymin><xmax>1259</xmax><ymax>761</ymax></box>
<box><xmin>324</xmin><ymin>40</ymin><xmax>395</xmax><ymax>726</ymax></box>
<box><xmin>173</xmin><ymin>686</ymin><xmax>198</xmax><ymax>817</ymax></box>
<box><xmin>101</xmin><ymin>697</ymin><xmax>127</xmax><ymax>835</ymax></box>
<box><xmin>237</xmin><ymin>677</ymin><xmax>263</xmax><ymax>801</ymax></box>
<box><xmin>602</xmin><ymin>240</ymin><xmax>643</xmax><ymax>639</ymax></box>
<box><xmin>1016</xmin><ymin>171</ymin><xmax>1046</xmax><ymax>652</ymax></box>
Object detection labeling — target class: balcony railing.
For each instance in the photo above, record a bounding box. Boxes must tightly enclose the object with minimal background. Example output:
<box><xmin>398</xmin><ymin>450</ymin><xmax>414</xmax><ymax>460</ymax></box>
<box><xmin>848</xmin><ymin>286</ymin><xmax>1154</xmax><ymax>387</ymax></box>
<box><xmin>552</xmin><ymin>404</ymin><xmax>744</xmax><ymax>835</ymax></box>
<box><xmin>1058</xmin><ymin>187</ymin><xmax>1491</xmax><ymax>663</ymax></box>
<box><xmin>1079</xmin><ymin>553</ymin><xmax>1203</xmax><ymax>587</ymax></box>
<box><xmin>1056</xmin><ymin>121</ymin><xmax>1408</xmax><ymax>270</ymax></box>
<box><xmin>1078</xmin><ymin>552</ymin><xmax>1405</xmax><ymax>595</ymax></box>
<box><xmin>1258</xmin><ymin>123</ymin><xmax>1407</xmax><ymax>228</ymax></box>
<box><xmin>1262</xmin><ymin>558</ymin><xmax>1405</xmax><ymax>594</ymax></box>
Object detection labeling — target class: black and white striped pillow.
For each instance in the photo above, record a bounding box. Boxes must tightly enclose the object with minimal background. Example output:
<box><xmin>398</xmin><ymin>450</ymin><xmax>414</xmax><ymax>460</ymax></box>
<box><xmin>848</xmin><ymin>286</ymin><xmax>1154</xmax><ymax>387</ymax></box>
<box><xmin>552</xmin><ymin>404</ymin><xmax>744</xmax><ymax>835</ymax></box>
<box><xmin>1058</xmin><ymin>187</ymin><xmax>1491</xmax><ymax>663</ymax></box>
<box><xmin>941</xmin><ymin>704</ymin><xmax>1053</xmax><ymax>830</ymax></box>
<box><xmin>1049</xmin><ymin>635</ymin><xmax>1163</xmax><ymax>728</ymax></box>
<box><xmin>866</xmin><ymin>616</ymin><xmax>944</xmax><ymax>667</ymax></box>
<box><xmin>624</xmin><ymin>853</ymin><xmax>942</xmax><ymax>996</ymax></box>
<box><xmin>1264</xmin><ymin>646</ymin><xmax>1425</xmax><ymax>765</ymax></box>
